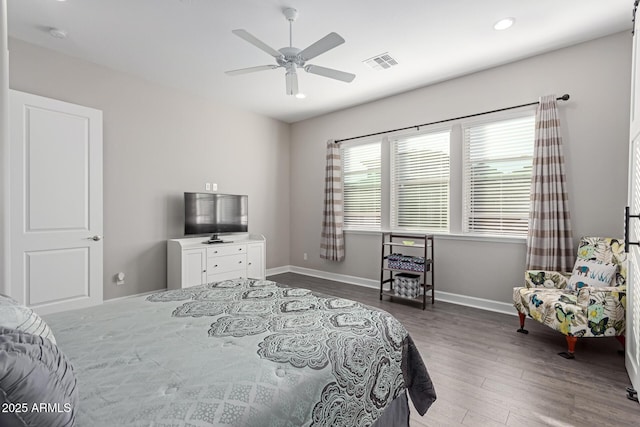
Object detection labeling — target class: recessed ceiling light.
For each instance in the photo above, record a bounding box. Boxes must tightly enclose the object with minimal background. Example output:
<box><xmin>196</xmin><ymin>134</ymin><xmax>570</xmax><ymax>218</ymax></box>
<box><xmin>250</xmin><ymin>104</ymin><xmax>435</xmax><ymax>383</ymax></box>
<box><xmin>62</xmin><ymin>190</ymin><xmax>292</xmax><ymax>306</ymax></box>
<box><xmin>494</xmin><ymin>17</ymin><xmax>515</xmax><ymax>31</ymax></box>
<box><xmin>48</xmin><ymin>28</ymin><xmax>67</xmax><ymax>39</ymax></box>
<box><xmin>295</xmin><ymin>93</ymin><xmax>306</xmax><ymax>99</ymax></box>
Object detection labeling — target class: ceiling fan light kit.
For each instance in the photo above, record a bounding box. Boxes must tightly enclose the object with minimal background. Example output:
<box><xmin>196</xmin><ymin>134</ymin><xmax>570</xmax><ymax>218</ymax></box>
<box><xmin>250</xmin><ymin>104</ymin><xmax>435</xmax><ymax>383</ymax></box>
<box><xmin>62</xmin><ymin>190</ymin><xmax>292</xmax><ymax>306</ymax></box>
<box><xmin>225</xmin><ymin>7</ymin><xmax>355</xmax><ymax>97</ymax></box>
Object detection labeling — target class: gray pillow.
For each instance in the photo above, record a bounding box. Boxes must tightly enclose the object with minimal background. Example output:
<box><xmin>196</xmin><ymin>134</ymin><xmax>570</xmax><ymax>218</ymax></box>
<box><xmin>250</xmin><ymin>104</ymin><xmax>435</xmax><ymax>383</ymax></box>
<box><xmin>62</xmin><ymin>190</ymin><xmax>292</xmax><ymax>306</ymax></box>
<box><xmin>0</xmin><ymin>295</ymin><xmax>56</xmax><ymax>344</ymax></box>
<box><xmin>0</xmin><ymin>327</ymin><xmax>78</xmax><ymax>427</ymax></box>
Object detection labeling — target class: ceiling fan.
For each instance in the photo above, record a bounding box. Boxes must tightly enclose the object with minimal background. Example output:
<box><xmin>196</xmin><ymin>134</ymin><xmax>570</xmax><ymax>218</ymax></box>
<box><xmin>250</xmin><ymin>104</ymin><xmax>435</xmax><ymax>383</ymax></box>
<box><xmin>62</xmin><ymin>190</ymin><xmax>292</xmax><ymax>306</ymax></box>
<box><xmin>225</xmin><ymin>8</ymin><xmax>355</xmax><ymax>97</ymax></box>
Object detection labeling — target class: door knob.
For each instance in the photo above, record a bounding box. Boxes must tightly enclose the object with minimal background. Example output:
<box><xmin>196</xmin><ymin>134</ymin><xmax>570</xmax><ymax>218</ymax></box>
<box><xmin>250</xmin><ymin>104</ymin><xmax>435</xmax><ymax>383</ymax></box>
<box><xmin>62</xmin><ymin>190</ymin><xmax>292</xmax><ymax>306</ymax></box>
<box><xmin>88</xmin><ymin>235</ymin><xmax>103</xmax><ymax>241</ymax></box>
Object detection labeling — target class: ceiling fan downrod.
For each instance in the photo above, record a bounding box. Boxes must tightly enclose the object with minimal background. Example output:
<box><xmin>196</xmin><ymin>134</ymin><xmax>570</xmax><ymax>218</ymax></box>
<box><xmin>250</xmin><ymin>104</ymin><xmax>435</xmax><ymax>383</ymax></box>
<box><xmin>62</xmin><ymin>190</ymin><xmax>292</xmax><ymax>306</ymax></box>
<box><xmin>284</xmin><ymin>8</ymin><xmax>298</xmax><ymax>48</ymax></box>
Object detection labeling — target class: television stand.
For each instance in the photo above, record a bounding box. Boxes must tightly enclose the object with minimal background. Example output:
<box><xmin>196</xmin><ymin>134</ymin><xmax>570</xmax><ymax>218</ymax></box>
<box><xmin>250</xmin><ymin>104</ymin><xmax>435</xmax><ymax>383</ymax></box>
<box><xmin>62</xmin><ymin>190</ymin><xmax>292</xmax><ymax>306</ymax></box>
<box><xmin>205</xmin><ymin>234</ymin><xmax>226</xmax><ymax>244</ymax></box>
<box><xmin>167</xmin><ymin>234</ymin><xmax>266</xmax><ymax>288</ymax></box>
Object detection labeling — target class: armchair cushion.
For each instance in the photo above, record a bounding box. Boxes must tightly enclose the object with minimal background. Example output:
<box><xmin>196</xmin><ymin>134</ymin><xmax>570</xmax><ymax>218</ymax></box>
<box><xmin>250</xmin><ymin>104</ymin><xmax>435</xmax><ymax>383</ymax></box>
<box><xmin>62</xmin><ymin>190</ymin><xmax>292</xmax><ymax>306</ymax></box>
<box><xmin>567</xmin><ymin>259</ymin><xmax>616</xmax><ymax>291</ymax></box>
<box><xmin>514</xmin><ymin>286</ymin><xmax>626</xmax><ymax>338</ymax></box>
<box><xmin>577</xmin><ymin>286</ymin><xmax>626</xmax><ymax>332</ymax></box>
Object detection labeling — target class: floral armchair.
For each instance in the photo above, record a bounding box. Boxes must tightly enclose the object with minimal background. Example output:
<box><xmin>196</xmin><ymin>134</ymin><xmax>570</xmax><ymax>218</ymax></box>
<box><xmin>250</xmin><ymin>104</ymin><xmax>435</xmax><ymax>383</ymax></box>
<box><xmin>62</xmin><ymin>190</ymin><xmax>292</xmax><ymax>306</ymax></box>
<box><xmin>513</xmin><ymin>237</ymin><xmax>627</xmax><ymax>359</ymax></box>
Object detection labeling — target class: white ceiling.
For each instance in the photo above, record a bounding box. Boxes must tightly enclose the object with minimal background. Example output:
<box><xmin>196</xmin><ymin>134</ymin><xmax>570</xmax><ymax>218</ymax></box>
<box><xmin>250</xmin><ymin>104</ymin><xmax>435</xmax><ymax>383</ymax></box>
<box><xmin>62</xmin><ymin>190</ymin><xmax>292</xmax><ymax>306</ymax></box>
<box><xmin>7</xmin><ymin>0</ymin><xmax>634</xmax><ymax>123</ymax></box>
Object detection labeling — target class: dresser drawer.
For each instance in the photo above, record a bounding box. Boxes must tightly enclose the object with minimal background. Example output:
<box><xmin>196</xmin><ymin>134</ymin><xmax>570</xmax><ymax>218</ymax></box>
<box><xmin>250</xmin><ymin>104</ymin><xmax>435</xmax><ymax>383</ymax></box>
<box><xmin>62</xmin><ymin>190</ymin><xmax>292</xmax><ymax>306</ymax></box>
<box><xmin>207</xmin><ymin>253</ymin><xmax>247</xmax><ymax>277</ymax></box>
<box><xmin>206</xmin><ymin>244</ymin><xmax>246</xmax><ymax>257</ymax></box>
<box><xmin>207</xmin><ymin>269</ymin><xmax>245</xmax><ymax>283</ymax></box>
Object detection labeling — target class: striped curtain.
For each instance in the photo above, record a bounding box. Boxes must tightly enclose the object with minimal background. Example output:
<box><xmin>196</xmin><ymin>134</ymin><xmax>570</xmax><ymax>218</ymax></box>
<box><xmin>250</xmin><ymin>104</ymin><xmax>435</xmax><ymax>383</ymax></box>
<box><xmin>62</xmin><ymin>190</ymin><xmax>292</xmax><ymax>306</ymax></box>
<box><xmin>526</xmin><ymin>95</ymin><xmax>574</xmax><ymax>271</ymax></box>
<box><xmin>320</xmin><ymin>140</ymin><xmax>345</xmax><ymax>261</ymax></box>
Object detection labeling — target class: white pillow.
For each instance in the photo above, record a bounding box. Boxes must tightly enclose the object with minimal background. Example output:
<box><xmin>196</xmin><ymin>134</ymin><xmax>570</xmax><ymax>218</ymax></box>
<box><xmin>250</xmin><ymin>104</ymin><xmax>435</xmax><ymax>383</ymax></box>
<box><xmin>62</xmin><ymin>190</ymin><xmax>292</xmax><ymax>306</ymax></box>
<box><xmin>567</xmin><ymin>259</ymin><xmax>616</xmax><ymax>291</ymax></box>
<box><xmin>0</xmin><ymin>295</ymin><xmax>56</xmax><ymax>344</ymax></box>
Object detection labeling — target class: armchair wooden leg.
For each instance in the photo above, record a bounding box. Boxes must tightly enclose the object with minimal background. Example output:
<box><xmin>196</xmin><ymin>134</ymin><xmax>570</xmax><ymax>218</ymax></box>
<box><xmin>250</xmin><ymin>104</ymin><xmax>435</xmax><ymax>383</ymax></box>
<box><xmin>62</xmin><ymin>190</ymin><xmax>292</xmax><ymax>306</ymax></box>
<box><xmin>517</xmin><ymin>312</ymin><xmax>528</xmax><ymax>334</ymax></box>
<box><xmin>559</xmin><ymin>336</ymin><xmax>577</xmax><ymax>359</ymax></box>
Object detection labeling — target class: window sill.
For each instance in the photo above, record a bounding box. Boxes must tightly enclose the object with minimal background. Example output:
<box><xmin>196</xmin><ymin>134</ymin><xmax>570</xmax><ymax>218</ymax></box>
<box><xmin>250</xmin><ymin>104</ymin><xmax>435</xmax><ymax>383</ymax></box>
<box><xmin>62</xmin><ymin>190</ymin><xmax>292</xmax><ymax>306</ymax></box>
<box><xmin>343</xmin><ymin>229</ymin><xmax>526</xmax><ymax>244</ymax></box>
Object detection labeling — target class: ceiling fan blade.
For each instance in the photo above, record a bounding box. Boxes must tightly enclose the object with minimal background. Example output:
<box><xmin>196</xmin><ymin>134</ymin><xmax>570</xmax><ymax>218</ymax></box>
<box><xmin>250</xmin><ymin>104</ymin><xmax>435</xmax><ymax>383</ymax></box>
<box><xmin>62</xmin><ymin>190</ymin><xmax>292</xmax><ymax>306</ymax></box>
<box><xmin>304</xmin><ymin>65</ymin><xmax>355</xmax><ymax>83</ymax></box>
<box><xmin>232</xmin><ymin>29</ymin><xmax>283</xmax><ymax>58</ymax></box>
<box><xmin>299</xmin><ymin>32</ymin><xmax>345</xmax><ymax>61</ymax></box>
<box><xmin>225</xmin><ymin>65</ymin><xmax>279</xmax><ymax>76</ymax></box>
<box><xmin>286</xmin><ymin>71</ymin><xmax>299</xmax><ymax>96</ymax></box>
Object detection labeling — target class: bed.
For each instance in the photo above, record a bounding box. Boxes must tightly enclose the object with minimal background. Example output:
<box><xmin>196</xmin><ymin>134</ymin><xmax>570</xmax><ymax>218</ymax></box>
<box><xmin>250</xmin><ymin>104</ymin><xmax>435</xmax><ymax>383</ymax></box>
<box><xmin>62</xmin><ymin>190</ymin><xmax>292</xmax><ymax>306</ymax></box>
<box><xmin>36</xmin><ymin>278</ymin><xmax>435</xmax><ymax>426</ymax></box>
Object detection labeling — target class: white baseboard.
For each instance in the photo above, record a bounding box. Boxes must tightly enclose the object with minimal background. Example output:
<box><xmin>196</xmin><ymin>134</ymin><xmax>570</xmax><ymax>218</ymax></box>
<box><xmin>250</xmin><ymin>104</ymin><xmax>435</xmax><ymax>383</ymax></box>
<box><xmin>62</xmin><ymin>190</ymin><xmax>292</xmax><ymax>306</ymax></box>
<box><xmin>290</xmin><ymin>266</ymin><xmax>380</xmax><ymax>288</ymax></box>
<box><xmin>268</xmin><ymin>265</ymin><xmax>516</xmax><ymax>316</ymax></box>
<box><xmin>105</xmin><ymin>289</ymin><xmax>159</xmax><ymax>303</ymax></box>
<box><xmin>434</xmin><ymin>290</ymin><xmax>516</xmax><ymax>316</ymax></box>
<box><xmin>265</xmin><ymin>265</ymin><xmax>292</xmax><ymax>276</ymax></box>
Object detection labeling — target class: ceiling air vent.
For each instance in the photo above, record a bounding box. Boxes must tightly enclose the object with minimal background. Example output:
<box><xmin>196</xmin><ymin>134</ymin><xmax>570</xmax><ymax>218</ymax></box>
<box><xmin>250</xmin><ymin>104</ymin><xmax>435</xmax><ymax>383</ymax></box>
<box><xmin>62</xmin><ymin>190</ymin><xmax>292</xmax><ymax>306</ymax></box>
<box><xmin>363</xmin><ymin>53</ymin><xmax>398</xmax><ymax>70</ymax></box>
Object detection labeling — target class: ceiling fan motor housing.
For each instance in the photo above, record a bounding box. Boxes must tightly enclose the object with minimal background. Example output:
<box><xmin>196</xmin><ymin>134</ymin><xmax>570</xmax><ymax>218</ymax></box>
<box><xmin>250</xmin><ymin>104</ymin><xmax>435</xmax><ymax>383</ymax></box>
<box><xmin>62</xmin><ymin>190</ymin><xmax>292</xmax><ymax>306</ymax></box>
<box><xmin>277</xmin><ymin>47</ymin><xmax>305</xmax><ymax>67</ymax></box>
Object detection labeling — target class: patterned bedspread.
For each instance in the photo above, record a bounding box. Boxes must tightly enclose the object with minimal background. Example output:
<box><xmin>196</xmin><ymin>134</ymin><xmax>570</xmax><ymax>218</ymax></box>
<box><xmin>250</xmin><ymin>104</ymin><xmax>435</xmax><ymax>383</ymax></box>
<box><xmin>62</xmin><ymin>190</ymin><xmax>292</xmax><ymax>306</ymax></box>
<box><xmin>43</xmin><ymin>279</ymin><xmax>436</xmax><ymax>426</ymax></box>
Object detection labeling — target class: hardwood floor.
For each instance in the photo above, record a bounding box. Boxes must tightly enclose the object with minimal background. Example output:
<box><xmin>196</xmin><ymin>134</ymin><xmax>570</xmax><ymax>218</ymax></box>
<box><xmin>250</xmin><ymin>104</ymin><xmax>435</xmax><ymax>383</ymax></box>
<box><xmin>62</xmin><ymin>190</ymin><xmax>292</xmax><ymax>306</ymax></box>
<box><xmin>268</xmin><ymin>273</ymin><xmax>639</xmax><ymax>427</ymax></box>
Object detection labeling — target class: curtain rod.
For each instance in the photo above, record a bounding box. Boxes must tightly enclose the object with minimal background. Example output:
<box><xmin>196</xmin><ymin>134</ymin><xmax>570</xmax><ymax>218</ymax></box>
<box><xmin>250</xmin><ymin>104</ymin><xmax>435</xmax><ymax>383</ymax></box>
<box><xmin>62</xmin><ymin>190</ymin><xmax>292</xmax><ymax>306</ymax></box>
<box><xmin>334</xmin><ymin>94</ymin><xmax>570</xmax><ymax>143</ymax></box>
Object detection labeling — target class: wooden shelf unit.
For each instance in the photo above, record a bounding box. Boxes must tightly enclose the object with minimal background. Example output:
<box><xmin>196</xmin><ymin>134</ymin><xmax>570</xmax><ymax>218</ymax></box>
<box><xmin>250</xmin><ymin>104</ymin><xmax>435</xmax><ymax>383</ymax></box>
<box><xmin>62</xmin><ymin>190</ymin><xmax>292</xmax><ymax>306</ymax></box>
<box><xmin>380</xmin><ymin>232</ymin><xmax>434</xmax><ymax>310</ymax></box>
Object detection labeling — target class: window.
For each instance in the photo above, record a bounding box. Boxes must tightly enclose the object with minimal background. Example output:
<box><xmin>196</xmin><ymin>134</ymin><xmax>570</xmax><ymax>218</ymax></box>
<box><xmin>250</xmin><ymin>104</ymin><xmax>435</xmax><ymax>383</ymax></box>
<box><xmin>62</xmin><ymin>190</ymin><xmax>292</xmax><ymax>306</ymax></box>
<box><xmin>463</xmin><ymin>114</ymin><xmax>535</xmax><ymax>236</ymax></box>
<box><xmin>342</xmin><ymin>141</ymin><xmax>381</xmax><ymax>229</ymax></box>
<box><xmin>340</xmin><ymin>110</ymin><xmax>536</xmax><ymax>238</ymax></box>
<box><xmin>391</xmin><ymin>131</ymin><xmax>450</xmax><ymax>231</ymax></box>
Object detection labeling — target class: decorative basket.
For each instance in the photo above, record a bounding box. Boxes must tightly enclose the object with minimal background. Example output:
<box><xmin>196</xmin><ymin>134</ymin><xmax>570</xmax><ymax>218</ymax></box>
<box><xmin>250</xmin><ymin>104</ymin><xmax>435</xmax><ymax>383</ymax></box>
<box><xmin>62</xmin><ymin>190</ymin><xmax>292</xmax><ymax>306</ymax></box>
<box><xmin>387</xmin><ymin>254</ymin><xmax>426</xmax><ymax>272</ymax></box>
<box><xmin>393</xmin><ymin>273</ymin><xmax>423</xmax><ymax>298</ymax></box>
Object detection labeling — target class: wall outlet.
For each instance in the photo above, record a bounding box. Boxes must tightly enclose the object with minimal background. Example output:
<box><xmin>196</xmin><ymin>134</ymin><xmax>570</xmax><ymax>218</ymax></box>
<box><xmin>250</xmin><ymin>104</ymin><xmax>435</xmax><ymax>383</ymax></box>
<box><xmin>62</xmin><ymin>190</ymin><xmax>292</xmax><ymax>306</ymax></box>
<box><xmin>303</xmin><ymin>253</ymin><xmax>308</xmax><ymax>261</ymax></box>
<box><xmin>212</xmin><ymin>183</ymin><xmax>218</xmax><ymax>191</ymax></box>
<box><xmin>205</xmin><ymin>182</ymin><xmax>211</xmax><ymax>191</ymax></box>
<box><xmin>116</xmin><ymin>272</ymin><xmax>125</xmax><ymax>286</ymax></box>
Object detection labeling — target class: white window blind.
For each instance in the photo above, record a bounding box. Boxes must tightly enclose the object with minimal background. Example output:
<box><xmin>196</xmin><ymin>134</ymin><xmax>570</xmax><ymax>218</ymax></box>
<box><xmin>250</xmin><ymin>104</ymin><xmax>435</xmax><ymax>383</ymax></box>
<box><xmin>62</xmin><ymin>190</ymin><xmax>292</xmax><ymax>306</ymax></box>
<box><xmin>391</xmin><ymin>131</ymin><xmax>450</xmax><ymax>231</ymax></box>
<box><xmin>342</xmin><ymin>141</ymin><xmax>381</xmax><ymax>229</ymax></box>
<box><xmin>463</xmin><ymin>115</ymin><xmax>535</xmax><ymax>236</ymax></box>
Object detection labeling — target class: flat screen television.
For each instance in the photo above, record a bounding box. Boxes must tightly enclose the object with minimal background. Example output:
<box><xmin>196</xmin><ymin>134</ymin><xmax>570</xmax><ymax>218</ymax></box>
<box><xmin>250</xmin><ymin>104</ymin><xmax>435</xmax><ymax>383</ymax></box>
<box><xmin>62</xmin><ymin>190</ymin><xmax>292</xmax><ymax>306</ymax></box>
<box><xmin>184</xmin><ymin>192</ymin><xmax>248</xmax><ymax>242</ymax></box>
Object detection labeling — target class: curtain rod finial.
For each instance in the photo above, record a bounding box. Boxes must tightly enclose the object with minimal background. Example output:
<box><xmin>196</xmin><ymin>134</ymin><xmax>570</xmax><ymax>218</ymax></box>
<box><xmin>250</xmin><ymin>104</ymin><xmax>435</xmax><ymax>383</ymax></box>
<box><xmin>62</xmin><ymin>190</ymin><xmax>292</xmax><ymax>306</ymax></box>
<box><xmin>559</xmin><ymin>94</ymin><xmax>570</xmax><ymax>101</ymax></box>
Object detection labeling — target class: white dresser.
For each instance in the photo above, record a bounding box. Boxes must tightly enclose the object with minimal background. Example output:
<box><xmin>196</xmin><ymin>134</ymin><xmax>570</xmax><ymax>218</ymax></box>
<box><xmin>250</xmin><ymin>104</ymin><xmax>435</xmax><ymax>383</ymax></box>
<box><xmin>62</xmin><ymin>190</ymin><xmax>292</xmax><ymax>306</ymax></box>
<box><xmin>167</xmin><ymin>234</ymin><xmax>266</xmax><ymax>289</ymax></box>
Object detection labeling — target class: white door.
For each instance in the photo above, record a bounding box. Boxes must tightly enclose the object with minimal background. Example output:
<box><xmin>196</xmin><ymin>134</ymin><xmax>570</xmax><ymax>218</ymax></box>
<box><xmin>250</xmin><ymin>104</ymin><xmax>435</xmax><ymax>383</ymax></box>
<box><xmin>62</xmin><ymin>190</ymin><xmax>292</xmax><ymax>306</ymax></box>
<box><xmin>10</xmin><ymin>90</ymin><xmax>103</xmax><ymax>315</ymax></box>
<box><xmin>627</xmin><ymin>9</ymin><xmax>640</xmax><ymax>398</ymax></box>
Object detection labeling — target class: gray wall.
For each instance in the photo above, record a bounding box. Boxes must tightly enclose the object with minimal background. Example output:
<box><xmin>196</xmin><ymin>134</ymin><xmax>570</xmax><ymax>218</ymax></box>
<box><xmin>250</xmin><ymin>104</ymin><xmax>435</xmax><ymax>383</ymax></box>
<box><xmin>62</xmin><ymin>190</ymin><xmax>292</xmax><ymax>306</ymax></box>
<box><xmin>7</xmin><ymin>31</ymin><xmax>632</xmax><ymax>306</ymax></box>
<box><xmin>289</xmin><ymin>31</ymin><xmax>632</xmax><ymax>304</ymax></box>
<box><xmin>8</xmin><ymin>39</ymin><xmax>291</xmax><ymax>300</ymax></box>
